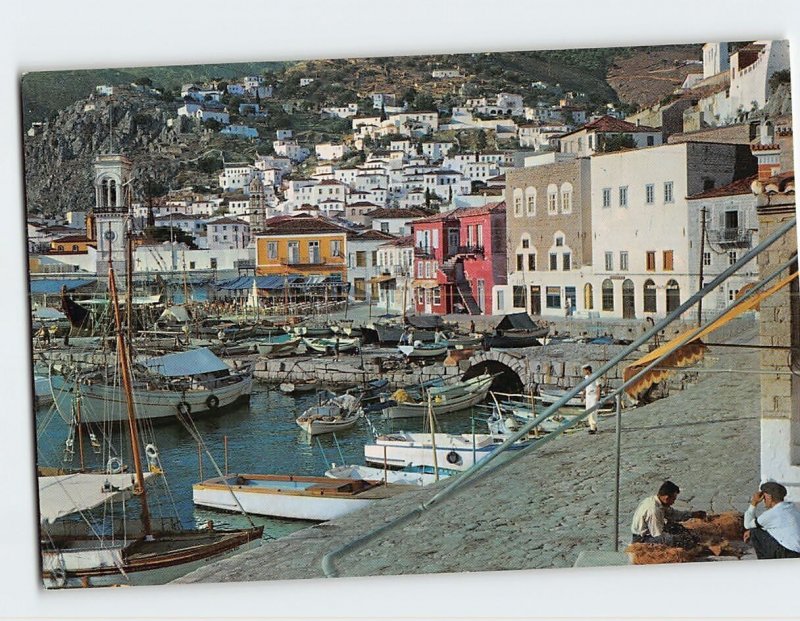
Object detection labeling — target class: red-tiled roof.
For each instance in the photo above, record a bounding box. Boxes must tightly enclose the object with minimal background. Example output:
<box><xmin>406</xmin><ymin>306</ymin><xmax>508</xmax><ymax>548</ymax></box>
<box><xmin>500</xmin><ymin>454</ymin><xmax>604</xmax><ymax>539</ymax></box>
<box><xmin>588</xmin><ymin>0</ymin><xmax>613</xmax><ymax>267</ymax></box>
<box><xmin>261</xmin><ymin>214</ymin><xmax>347</xmax><ymax>235</ymax></box>
<box><xmin>209</xmin><ymin>217</ymin><xmax>249</xmax><ymax>225</ymax></box>
<box><xmin>348</xmin><ymin>229</ymin><xmax>396</xmax><ymax>241</ymax></box>
<box><xmin>458</xmin><ymin>201</ymin><xmax>506</xmax><ymax>217</ymax></box>
<box><xmin>380</xmin><ymin>234</ymin><xmax>414</xmax><ymax>247</ymax></box>
<box><xmin>51</xmin><ymin>234</ymin><xmax>89</xmax><ymax>243</ymax></box>
<box><xmin>561</xmin><ymin>115</ymin><xmax>659</xmax><ymax>138</ymax></box>
<box><xmin>366</xmin><ymin>207</ymin><xmax>430</xmax><ymax>219</ymax></box>
<box><xmin>687</xmin><ymin>175</ymin><xmax>757</xmax><ymax>199</ymax></box>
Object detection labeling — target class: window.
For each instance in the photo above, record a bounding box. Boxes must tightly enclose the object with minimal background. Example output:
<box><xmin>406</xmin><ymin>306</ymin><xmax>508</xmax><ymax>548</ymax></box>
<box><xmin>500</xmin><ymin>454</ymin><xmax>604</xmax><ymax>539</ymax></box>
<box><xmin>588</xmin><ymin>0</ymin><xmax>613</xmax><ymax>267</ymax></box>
<box><xmin>664</xmin><ymin>181</ymin><xmax>674</xmax><ymax>203</ymax></box>
<box><xmin>496</xmin><ymin>290</ymin><xmax>505</xmax><ymax>311</ymax></box>
<box><xmin>646</xmin><ymin>251</ymin><xmax>656</xmax><ymax>272</ymax></box>
<box><xmin>546</xmin><ymin>286</ymin><xmax>562</xmax><ymax>308</ymax></box>
<box><xmin>703</xmin><ymin>252</ymin><xmax>711</xmax><ymax>266</ymax></box>
<box><xmin>372</xmin><ymin>250</ymin><xmax>378</xmax><ymax>267</ymax></box>
<box><xmin>513</xmin><ymin>285</ymin><xmax>527</xmax><ymax>308</ymax></box>
<box><xmin>513</xmin><ymin>189</ymin><xmax>523</xmax><ymax>217</ymax></box>
<box><xmin>605</xmin><ymin>252</ymin><xmax>614</xmax><ymax>271</ymax></box>
<box><xmin>549</xmin><ymin>253</ymin><xmax>558</xmax><ymax>271</ymax></box>
<box><xmin>643</xmin><ymin>279</ymin><xmax>656</xmax><ymax>312</ymax></box>
<box><xmin>620</xmin><ymin>251</ymin><xmax>629</xmax><ymax>271</ymax></box>
<box><xmin>645</xmin><ymin>184</ymin><xmax>654</xmax><ymax>204</ymax></box>
<box><xmin>729</xmin><ymin>251</ymin><xmax>737</xmax><ymax>266</ymax></box>
<box><xmin>525</xmin><ymin>187</ymin><xmax>536</xmax><ymax>215</ymax></box>
<box><xmin>516</xmin><ymin>254</ymin><xmax>524</xmax><ymax>271</ymax></box>
<box><xmin>619</xmin><ymin>186</ymin><xmax>628</xmax><ymax>207</ymax></box>
<box><xmin>725</xmin><ymin>210</ymin><xmax>739</xmax><ymax>230</ymax></box>
<box><xmin>562</xmin><ymin>252</ymin><xmax>571</xmax><ymax>271</ymax></box>
<box><xmin>330</xmin><ymin>240</ymin><xmax>342</xmax><ymax>257</ymax></box>
<box><xmin>663</xmin><ymin>250</ymin><xmax>674</xmax><ymax>271</ymax></box>
<box><xmin>602</xmin><ymin>188</ymin><xmax>612</xmax><ymax>208</ymax></box>
<box><xmin>477</xmin><ymin>224</ymin><xmax>483</xmax><ymax>247</ymax></box>
<box><xmin>433</xmin><ymin>287</ymin><xmax>441</xmax><ymax>305</ymax></box>
<box><xmin>560</xmin><ymin>182</ymin><xmax>573</xmax><ymax>214</ymax></box>
<box><xmin>417</xmin><ymin>261</ymin><xmax>423</xmax><ymax>278</ymax></box>
<box><xmin>601</xmin><ymin>279</ymin><xmax>614</xmax><ymax>311</ymax></box>
<box><xmin>210</xmin><ymin>258</ymin><xmax>218</xmax><ymax>269</ymax></box>
<box><xmin>521</xmin><ymin>238</ymin><xmax>529</xmax><ymax>249</ymax></box>
<box><xmin>647</xmin><ymin>135</ymin><xmax>655</xmax><ymax>146</ymax></box>
<box><xmin>356</xmin><ymin>251</ymin><xmax>367</xmax><ymax>267</ymax></box>
<box><xmin>547</xmin><ymin>184</ymin><xmax>558</xmax><ymax>214</ymax></box>
<box><xmin>189</xmin><ymin>261</ymin><xmax>196</xmax><ymax>269</ymax></box>
<box><xmin>309</xmin><ymin>240</ymin><xmax>320</xmax><ymax>264</ymax></box>
<box><xmin>528</xmin><ymin>253</ymin><xmax>536</xmax><ymax>271</ymax></box>
<box><xmin>555</xmin><ymin>236</ymin><xmax>564</xmax><ymax>247</ymax></box>
<box><xmin>728</xmin><ymin>288</ymin><xmax>740</xmax><ymax>301</ymax></box>
<box><xmin>267</xmin><ymin>241</ymin><xmax>278</xmax><ymax>259</ymax></box>
<box><xmin>424</xmin><ymin>261</ymin><xmax>431</xmax><ymax>278</ymax></box>
<box><xmin>380</xmin><ymin>222</ymin><xmax>389</xmax><ymax>233</ymax></box>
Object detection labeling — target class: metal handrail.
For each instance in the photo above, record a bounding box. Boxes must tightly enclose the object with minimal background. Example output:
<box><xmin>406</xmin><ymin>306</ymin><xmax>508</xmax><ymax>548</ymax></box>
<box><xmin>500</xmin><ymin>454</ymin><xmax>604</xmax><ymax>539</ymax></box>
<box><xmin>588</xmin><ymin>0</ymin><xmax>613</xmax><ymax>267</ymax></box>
<box><xmin>321</xmin><ymin>216</ymin><xmax>796</xmax><ymax>577</ymax></box>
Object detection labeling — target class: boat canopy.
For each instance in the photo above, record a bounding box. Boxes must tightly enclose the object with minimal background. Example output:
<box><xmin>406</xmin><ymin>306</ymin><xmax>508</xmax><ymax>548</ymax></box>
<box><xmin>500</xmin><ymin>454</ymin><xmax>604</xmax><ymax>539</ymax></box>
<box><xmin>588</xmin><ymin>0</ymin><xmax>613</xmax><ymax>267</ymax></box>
<box><xmin>32</xmin><ymin>307</ymin><xmax>67</xmax><ymax>321</ymax></box>
<box><xmin>406</xmin><ymin>315</ymin><xmax>444</xmax><ymax>329</ymax></box>
<box><xmin>158</xmin><ymin>305</ymin><xmax>193</xmax><ymax>324</ymax></box>
<box><xmin>215</xmin><ymin>275</ymin><xmax>302</xmax><ymax>291</ymax></box>
<box><xmin>29</xmin><ymin>278</ymin><xmax>95</xmax><ymax>295</ymax></box>
<box><xmin>494</xmin><ymin>312</ymin><xmax>538</xmax><ymax>331</ymax></box>
<box><xmin>142</xmin><ymin>347</ymin><xmax>230</xmax><ymax>377</ymax></box>
<box><xmin>38</xmin><ymin>472</ymin><xmax>156</xmax><ymax>524</ymax></box>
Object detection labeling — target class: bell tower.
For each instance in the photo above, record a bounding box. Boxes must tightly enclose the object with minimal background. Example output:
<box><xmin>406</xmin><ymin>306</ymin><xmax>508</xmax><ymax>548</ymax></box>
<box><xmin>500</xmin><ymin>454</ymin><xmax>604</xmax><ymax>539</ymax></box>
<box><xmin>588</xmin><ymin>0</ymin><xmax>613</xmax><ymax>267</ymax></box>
<box><xmin>92</xmin><ymin>153</ymin><xmax>133</xmax><ymax>276</ymax></box>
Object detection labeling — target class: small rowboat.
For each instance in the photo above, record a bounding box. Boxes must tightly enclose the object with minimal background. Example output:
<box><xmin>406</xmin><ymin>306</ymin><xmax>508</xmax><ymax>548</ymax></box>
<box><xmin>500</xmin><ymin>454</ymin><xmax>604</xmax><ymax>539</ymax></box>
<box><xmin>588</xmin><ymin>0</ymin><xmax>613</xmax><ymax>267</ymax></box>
<box><xmin>295</xmin><ymin>394</ymin><xmax>361</xmax><ymax>436</ymax></box>
<box><xmin>302</xmin><ymin>336</ymin><xmax>359</xmax><ymax>354</ymax></box>
<box><xmin>397</xmin><ymin>343</ymin><xmax>448</xmax><ymax>359</ymax></box>
<box><xmin>279</xmin><ymin>380</ymin><xmax>318</xmax><ymax>394</ymax></box>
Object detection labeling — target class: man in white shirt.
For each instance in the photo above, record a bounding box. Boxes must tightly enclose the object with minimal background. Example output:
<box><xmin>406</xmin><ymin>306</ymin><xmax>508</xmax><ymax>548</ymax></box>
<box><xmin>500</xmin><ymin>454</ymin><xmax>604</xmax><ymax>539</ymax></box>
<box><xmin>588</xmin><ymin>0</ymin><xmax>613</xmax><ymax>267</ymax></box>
<box><xmin>743</xmin><ymin>481</ymin><xmax>800</xmax><ymax>559</ymax></box>
<box><xmin>631</xmin><ymin>480</ymin><xmax>706</xmax><ymax>548</ymax></box>
<box><xmin>581</xmin><ymin>364</ymin><xmax>601</xmax><ymax>435</ymax></box>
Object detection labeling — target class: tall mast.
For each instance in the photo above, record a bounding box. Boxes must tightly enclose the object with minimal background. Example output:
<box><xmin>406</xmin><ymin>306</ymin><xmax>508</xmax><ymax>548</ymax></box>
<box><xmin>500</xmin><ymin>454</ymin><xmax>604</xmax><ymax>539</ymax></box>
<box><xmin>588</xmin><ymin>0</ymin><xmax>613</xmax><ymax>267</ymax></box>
<box><xmin>108</xmin><ymin>260</ymin><xmax>152</xmax><ymax>536</ymax></box>
<box><xmin>125</xmin><ymin>216</ymin><xmax>134</xmax><ymax>348</ymax></box>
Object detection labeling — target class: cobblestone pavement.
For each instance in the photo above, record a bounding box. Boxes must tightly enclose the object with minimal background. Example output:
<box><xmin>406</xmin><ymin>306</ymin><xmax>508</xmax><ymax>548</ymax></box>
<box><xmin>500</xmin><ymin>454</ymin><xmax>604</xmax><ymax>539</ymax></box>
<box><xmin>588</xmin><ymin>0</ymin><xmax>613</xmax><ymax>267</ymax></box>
<box><xmin>178</xmin><ymin>339</ymin><xmax>761</xmax><ymax>584</ymax></box>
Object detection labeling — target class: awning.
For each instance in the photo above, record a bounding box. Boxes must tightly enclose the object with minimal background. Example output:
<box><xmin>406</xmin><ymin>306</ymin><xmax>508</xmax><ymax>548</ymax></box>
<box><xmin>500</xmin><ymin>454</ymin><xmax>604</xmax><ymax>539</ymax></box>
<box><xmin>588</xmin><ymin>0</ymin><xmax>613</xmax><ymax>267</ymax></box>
<box><xmin>370</xmin><ymin>275</ymin><xmax>396</xmax><ymax>284</ymax></box>
<box><xmin>29</xmin><ymin>279</ymin><xmax>94</xmax><ymax>295</ymax></box>
<box><xmin>141</xmin><ymin>347</ymin><xmax>230</xmax><ymax>377</ymax></box>
<box><xmin>623</xmin><ymin>270</ymin><xmax>799</xmax><ymax>398</ymax></box>
<box><xmin>38</xmin><ymin>472</ymin><xmax>156</xmax><ymax>524</ymax></box>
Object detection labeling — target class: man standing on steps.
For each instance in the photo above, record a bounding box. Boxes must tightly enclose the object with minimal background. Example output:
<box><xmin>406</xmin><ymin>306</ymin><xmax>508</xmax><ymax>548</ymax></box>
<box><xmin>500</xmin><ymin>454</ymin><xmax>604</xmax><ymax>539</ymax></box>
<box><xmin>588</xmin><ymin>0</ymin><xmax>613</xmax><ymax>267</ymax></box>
<box><xmin>743</xmin><ymin>481</ymin><xmax>800</xmax><ymax>559</ymax></box>
<box><xmin>581</xmin><ymin>364</ymin><xmax>601</xmax><ymax>434</ymax></box>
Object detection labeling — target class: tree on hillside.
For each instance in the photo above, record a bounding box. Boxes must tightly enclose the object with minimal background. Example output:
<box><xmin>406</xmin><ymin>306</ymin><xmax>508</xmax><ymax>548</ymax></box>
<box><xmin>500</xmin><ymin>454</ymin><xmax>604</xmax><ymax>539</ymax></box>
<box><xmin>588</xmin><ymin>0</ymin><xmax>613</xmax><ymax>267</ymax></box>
<box><xmin>476</xmin><ymin>129</ymin><xmax>487</xmax><ymax>150</ymax></box>
<box><xmin>598</xmin><ymin>133</ymin><xmax>636</xmax><ymax>153</ymax></box>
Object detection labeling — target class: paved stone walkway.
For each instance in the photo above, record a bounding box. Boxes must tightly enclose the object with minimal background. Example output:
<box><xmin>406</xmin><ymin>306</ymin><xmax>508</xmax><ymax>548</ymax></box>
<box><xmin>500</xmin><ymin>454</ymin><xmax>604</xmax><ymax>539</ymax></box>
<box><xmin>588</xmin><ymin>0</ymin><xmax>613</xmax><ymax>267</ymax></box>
<box><xmin>178</xmin><ymin>332</ymin><xmax>761</xmax><ymax>583</ymax></box>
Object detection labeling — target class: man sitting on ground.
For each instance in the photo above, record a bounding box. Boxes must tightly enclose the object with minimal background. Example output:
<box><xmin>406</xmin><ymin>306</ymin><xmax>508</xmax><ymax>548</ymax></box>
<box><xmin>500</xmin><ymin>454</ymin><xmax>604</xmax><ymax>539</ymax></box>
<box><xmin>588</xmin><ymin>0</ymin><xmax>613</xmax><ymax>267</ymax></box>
<box><xmin>743</xmin><ymin>481</ymin><xmax>800</xmax><ymax>559</ymax></box>
<box><xmin>631</xmin><ymin>480</ymin><xmax>706</xmax><ymax>549</ymax></box>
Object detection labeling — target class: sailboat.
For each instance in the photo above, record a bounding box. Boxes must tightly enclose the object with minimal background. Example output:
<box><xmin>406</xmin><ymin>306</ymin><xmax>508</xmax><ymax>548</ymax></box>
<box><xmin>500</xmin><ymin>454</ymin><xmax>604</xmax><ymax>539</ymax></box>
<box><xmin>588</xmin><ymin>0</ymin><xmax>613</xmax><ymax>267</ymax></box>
<box><xmin>38</xmin><ymin>261</ymin><xmax>263</xmax><ymax>588</ymax></box>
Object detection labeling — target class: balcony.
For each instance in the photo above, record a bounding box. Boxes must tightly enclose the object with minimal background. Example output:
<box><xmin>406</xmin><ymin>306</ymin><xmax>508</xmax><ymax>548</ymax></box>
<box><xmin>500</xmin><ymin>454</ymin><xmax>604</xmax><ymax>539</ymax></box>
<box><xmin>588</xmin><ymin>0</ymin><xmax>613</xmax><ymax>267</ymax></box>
<box><xmin>707</xmin><ymin>227</ymin><xmax>753</xmax><ymax>248</ymax></box>
<box><xmin>414</xmin><ymin>245</ymin><xmax>434</xmax><ymax>258</ymax></box>
<box><xmin>456</xmin><ymin>244</ymin><xmax>484</xmax><ymax>256</ymax></box>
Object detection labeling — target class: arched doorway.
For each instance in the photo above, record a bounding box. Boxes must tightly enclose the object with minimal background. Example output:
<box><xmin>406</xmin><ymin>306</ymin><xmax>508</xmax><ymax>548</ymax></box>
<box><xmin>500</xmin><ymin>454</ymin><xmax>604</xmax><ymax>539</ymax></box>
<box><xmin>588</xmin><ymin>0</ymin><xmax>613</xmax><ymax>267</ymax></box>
<box><xmin>583</xmin><ymin>283</ymin><xmax>593</xmax><ymax>310</ymax></box>
<box><xmin>601</xmin><ymin>279</ymin><xmax>614</xmax><ymax>312</ymax></box>
<box><xmin>622</xmin><ymin>279</ymin><xmax>635</xmax><ymax>319</ymax></box>
<box><xmin>462</xmin><ymin>359</ymin><xmax>524</xmax><ymax>395</ymax></box>
<box><xmin>666</xmin><ymin>279</ymin><xmax>680</xmax><ymax>313</ymax></box>
<box><xmin>643</xmin><ymin>279</ymin><xmax>656</xmax><ymax>313</ymax></box>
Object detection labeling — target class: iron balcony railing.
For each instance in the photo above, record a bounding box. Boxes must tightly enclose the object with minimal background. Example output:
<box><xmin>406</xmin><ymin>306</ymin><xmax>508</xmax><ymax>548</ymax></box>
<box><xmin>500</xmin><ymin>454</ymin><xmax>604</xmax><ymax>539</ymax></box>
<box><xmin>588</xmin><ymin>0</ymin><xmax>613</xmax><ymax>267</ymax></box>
<box><xmin>707</xmin><ymin>227</ymin><xmax>754</xmax><ymax>247</ymax></box>
<box><xmin>321</xmin><ymin>215</ymin><xmax>797</xmax><ymax>578</ymax></box>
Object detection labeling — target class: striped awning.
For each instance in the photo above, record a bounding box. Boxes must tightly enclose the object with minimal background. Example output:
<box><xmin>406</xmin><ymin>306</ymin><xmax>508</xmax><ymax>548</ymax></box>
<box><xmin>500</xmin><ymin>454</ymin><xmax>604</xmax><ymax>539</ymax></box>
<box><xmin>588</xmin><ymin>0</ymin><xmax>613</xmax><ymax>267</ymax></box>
<box><xmin>623</xmin><ymin>270</ymin><xmax>799</xmax><ymax>398</ymax></box>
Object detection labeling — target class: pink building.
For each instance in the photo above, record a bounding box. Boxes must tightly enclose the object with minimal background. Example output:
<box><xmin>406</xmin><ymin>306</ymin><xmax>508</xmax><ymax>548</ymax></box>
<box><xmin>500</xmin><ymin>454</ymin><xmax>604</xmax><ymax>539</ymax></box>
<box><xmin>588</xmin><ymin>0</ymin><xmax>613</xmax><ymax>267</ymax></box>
<box><xmin>411</xmin><ymin>201</ymin><xmax>507</xmax><ymax>315</ymax></box>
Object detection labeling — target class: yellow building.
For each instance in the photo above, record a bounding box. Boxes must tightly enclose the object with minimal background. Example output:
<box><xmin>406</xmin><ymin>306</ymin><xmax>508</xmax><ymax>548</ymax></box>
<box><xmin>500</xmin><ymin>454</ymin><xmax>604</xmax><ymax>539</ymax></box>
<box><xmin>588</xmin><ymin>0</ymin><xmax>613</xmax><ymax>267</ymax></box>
<box><xmin>254</xmin><ymin>214</ymin><xmax>347</xmax><ymax>280</ymax></box>
<box><xmin>49</xmin><ymin>234</ymin><xmax>92</xmax><ymax>253</ymax></box>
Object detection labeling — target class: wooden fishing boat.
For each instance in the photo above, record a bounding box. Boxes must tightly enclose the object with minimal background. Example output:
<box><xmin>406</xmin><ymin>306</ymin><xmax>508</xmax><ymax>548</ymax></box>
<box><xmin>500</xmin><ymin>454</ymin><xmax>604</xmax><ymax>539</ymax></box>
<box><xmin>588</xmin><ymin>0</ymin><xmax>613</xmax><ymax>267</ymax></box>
<box><xmin>302</xmin><ymin>336</ymin><xmax>359</xmax><ymax>354</ymax></box>
<box><xmin>192</xmin><ymin>474</ymin><xmax>410</xmax><ymax>521</ymax></box>
<box><xmin>382</xmin><ymin>373</ymin><xmax>494</xmax><ymax>419</ymax></box>
<box><xmin>255</xmin><ymin>334</ymin><xmax>301</xmax><ymax>356</ymax></box>
<box><xmin>324</xmin><ymin>463</ymin><xmax>458</xmax><ymax>486</ymax></box>
<box><xmin>295</xmin><ymin>394</ymin><xmax>362</xmax><ymax>436</ymax></box>
<box><xmin>485</xmin><ymin>328</ymin><xmax>546</xmax><ymax>349</ymax></box>
<box><xmin>49</xmin><ymin>347</ymin><xmax>253</xmax><ymax>424</ymax></box>
<box><xmin>397</xmin><ymin>343</ymin><xmax>448</xmax><ymax>359</ymax></box>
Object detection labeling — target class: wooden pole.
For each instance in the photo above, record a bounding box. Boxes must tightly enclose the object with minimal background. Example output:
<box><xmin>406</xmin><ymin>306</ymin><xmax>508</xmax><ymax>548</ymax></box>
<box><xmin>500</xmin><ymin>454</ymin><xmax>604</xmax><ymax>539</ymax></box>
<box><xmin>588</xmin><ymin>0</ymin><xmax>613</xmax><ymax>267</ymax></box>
<box><xmin>198</xmin><ymin>443</ymin><xmax>203</xmax><ymax>480</ymax></box>
<box><xmin>697</xmin><ymin>206</ymin><xmax>707</xmax><ymax>327</ymax></box>
<box><xmin>428</xmin><ymin>394</ymin><xmax>439</xmax><ymax>482</ymax></box>
<box><xmin>224</xmin><ymin>435</ymin><xmax>228</xmax><ymax>475</ymax></box>
<box><xmin>76</xmin><ymin>396</ymin><xmax>85</xmax><ymax>472</ymax></box>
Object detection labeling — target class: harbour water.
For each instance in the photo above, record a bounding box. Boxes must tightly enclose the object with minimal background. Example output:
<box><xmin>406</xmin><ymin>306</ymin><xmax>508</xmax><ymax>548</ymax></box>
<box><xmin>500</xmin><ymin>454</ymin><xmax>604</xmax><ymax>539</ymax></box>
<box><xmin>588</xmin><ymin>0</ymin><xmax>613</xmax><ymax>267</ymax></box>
<box><xmin>35</xmin><ymin>380</ymin><xmax>492</xmax><ymax>540</ymax></box>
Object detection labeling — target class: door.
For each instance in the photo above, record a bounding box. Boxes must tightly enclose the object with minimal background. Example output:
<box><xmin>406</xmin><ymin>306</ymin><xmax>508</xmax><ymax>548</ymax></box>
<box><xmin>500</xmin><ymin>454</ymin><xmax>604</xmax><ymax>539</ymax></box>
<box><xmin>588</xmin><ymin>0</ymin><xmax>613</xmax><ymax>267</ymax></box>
<box><xmin>530</xmin><ymin>285</ymin><xmax>541</xmax><ymax>315</ymax></box>
<box><xmin>564</xmin><ymin>286</ymin><xmax>576</xmax><ymax>315</ymax></box>
<box><xmin>477</xmin><ymin>279</ymin><xmax>485</xmax><ymax>313</ymax></box>
<box><xmin>622</xmin><ymin>279</ymin><xmax>635</xmax><ymax>319</ymax></box>
<box><xmin>354</xmin><ymin>278</ymin><xmax>366</xmax><ymax>301</ymax></box>
<box><xmin>424</xmin><ymin>289</ymin><xmax>432</xmax><ymax>314</ymax></box>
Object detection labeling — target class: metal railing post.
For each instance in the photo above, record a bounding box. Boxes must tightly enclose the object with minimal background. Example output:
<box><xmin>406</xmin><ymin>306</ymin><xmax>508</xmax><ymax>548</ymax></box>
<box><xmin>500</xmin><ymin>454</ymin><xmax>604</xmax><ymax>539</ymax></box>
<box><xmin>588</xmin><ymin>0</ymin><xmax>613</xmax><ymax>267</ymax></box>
<box><xmin>613</xmin><ymin>393</ymin><xmax>622</xmax><ymax>552</ymax></box>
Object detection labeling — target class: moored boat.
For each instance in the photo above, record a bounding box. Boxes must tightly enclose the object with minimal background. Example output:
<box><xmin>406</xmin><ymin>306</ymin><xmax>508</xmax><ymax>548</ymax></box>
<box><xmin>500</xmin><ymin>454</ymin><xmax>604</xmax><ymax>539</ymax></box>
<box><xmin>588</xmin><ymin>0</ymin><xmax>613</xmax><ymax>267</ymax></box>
<box><xmin>382</xmin><ymin>373</ymin><xmax>494</xmax><ymax>419</ymax></box>
<box><xmin>295</xmin><ymin>393</ymin><xmax>362</xmax><ymax>435</ymax></box>
<box><xmin>325</xmin><ymin>463</ymin><xmax>458</xmax><ymax>486</ymax></box>
<box><xmin>192</xmin><ymin>474</ymin><xmax>410</xmax><ymax>521</ymax></box>
<box><xmin>255</xmin><ymin>334</ymin><xmax>301</xmax><ymax>356</ymax></box>
<box><xmin>302</xmin><ymin>336</ymin><xmax>359</xmax><ymax>354</ymax></box>
<box><xmin>397</xmin><ymin>343</ymin><xmax>448</xmax><ymax>359</ymax></box>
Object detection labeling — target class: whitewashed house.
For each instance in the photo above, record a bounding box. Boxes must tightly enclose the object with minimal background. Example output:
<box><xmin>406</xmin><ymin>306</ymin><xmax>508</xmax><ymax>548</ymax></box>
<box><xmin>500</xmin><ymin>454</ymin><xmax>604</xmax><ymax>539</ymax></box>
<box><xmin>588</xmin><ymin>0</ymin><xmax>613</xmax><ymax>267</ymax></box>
<box><xmin>315</xmin><ymin>143</ymin><xmax>349</xmax><ymax>160</ymax></box>
<box><xmin>220</xmin><ymin>125</ymin><xmax>258</xmax><ymax>139</ymax></box>
<box><xmin>207</xmin><ymin>217</ymin><xmax>251</xmax><ymax>250</ymax></box>
<box><xmin>273</xmin><ymin>140</ymin><xmax>310</xmax><ymax>162</ymax></box>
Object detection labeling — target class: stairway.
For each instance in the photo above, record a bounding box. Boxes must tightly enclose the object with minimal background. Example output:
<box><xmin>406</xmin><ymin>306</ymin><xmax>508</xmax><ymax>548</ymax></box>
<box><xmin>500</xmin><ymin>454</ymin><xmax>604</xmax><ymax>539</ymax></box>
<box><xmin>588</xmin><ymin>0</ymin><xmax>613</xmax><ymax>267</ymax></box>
<box><xmin>456</xmin><ymin>280</ymin><xmax>482</xmax><ymax>315</ymax></box>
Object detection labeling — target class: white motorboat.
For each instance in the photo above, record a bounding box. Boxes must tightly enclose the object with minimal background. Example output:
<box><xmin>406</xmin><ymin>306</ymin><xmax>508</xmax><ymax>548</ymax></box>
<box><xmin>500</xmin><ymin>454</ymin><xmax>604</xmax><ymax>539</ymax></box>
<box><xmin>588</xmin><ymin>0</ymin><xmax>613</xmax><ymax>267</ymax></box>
<box><xmin>364</xmin><ymin>431</ymin><xmax>532</xmax><ymax>471</ymax></box>
<box><xmin>324</xmin><ymin>463</ymin><xmax>457</xmax><ymax>486</ymax></box>
<box><xmin>295</xmin><ymin>394</ymin><xmax>362</xmax><ymax>436</ymax></box>
<box><xmin>192</xmin><ymin>473</ymin><xmax>410</xmax><ymax>521</ymax></box>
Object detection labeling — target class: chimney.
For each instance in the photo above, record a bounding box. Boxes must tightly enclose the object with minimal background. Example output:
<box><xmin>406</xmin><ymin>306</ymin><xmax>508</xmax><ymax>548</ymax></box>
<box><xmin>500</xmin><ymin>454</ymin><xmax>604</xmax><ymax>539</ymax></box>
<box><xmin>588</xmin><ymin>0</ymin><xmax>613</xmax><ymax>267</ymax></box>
<box><xmin>751</xmin><ymin>125</ymin><xmax>781</xmax><ymax>182</ymax></box>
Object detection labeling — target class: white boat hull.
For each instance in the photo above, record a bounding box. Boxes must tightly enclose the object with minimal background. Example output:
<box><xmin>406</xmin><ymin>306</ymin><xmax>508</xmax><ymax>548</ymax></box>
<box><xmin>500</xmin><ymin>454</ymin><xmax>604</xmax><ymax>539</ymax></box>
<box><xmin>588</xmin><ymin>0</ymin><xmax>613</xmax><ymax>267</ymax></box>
<box><xmin>383</xmin><ymin>381</ymin><xmax>492</xmax><ymax>420</ymax></box>
<box><xmin>50</xmin><ymin>374</ymin><xmax>253</xmax><ymax>423</ymax></box>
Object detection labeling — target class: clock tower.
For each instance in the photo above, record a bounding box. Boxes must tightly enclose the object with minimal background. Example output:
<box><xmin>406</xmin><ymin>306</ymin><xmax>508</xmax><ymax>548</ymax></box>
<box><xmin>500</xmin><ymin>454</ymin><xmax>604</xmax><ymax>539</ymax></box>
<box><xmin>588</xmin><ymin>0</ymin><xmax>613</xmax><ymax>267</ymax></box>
<box><xmin>91</xmin><ymin>153</ymin><xmax>133</xmax><ymax>277</ymax></box>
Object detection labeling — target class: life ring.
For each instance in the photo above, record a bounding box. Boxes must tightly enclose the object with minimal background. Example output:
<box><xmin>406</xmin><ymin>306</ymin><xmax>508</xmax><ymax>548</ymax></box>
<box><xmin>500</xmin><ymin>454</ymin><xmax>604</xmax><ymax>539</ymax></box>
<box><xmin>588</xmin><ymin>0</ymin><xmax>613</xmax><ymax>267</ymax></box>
<box><xmin>445</xmin><ymin>451</ymin><xmax>462</xmax><ymax>466</ymax></box>
<box><xmin>206</xmin><ymin>395</ymin><xmax>220</xmax><ymax>410</ymax></box>
<box><xmin>177</xmin><ymin>401</ymin><xmax>192</xmax><ymax>416</ymax></box>
<box><xmin>145</xmin><ymin>444</ymin><xmax>158</xmax><ymax>460</ymax></box>
<box><xmin>107</xmin><ymin>456</ymin><xmax>123</xmax><ymax>474</ymax></box>
<box><xmin>51</xmin><ymin>566</ymin><xmax>67</xmax><ymax>588</ymax></box>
